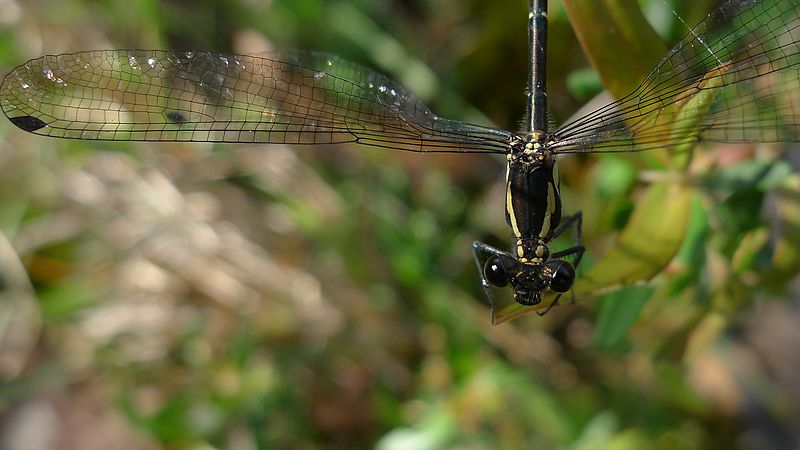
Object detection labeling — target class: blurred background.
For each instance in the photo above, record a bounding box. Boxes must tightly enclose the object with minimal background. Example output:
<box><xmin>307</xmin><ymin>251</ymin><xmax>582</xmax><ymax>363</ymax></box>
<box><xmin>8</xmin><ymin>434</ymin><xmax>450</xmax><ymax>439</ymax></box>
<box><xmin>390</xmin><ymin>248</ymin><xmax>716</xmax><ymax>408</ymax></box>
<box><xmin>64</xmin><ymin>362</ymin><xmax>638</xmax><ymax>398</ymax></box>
<box><xmin>1</xmin><ymin>0</ymin><xmax>800</xmax><ymax>449</ymax></box>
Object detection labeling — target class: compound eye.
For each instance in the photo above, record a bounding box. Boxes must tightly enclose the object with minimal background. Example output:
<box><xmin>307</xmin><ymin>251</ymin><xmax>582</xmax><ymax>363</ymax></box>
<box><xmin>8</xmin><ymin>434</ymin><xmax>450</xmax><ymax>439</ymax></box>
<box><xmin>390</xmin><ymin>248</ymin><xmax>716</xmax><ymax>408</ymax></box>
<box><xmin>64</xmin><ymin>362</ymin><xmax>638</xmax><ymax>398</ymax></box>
<box><xmin>549</xmin><ymin>261</ymin><xmax>575</xmax><ymax>293</ymax></box>
<box><xmin>483</xmin><ymin>255</ymin><xmax>509</xmax><ymax>287</ymax></box>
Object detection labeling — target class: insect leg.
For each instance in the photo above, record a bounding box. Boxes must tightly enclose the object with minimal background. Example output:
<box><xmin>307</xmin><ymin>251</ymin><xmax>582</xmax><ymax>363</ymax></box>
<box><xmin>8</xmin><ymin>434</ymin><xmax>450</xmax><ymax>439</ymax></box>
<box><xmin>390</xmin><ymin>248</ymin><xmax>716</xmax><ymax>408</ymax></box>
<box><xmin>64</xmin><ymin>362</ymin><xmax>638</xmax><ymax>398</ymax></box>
<box><xmin>539</xmin><ymin>212</ymin><xmax>585</xmax><ymax>316</ymax></box>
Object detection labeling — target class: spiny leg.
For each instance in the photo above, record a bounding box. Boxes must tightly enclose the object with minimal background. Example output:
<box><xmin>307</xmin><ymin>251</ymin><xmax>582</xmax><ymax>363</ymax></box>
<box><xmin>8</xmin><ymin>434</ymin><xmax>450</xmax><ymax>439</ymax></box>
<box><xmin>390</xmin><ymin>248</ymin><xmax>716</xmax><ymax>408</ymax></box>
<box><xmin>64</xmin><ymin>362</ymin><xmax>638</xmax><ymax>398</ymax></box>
<box><xmin>550</xmin><ymin>211</ymin><xmax>584</xmax><ymax>269</ymax></box>
<box><xmin>551</xmin><ymin>211</ymin><xmax>583</xmax><ymax>245</ymax></box>
<box><xmin>539</xmin><ymin>212</ymin><xmax>584</xmax><ymax>316</ymax></box>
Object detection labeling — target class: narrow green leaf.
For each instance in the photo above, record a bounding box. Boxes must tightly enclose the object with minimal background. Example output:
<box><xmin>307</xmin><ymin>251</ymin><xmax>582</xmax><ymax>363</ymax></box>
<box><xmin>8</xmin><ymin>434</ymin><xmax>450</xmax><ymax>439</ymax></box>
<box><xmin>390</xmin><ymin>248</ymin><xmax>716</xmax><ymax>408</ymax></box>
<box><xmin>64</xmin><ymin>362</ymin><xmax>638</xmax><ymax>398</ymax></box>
<box><xmin>594</xmin><ymin>285</ymin><xmax>655</xmax><ymax>349</ymax></box>
<box><xmin>575</xmin><ymin>181</ymin><xmax>691</xmax><ymax>293</ymax></box>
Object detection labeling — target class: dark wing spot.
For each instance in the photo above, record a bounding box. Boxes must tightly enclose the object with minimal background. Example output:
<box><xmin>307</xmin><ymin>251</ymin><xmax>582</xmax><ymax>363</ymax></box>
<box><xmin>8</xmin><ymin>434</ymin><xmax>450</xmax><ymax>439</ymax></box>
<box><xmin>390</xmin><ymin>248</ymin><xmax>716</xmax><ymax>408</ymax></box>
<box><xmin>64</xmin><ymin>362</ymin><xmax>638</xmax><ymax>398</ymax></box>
<box><xmin>164</xmin><ymin>111</ymin><xmax>188</xmax><ymax>125</ymax></box>
<box><xmin>9</xmin><ymin>116</ymin><xmax>47</xmax><ymax>132</ymax></box>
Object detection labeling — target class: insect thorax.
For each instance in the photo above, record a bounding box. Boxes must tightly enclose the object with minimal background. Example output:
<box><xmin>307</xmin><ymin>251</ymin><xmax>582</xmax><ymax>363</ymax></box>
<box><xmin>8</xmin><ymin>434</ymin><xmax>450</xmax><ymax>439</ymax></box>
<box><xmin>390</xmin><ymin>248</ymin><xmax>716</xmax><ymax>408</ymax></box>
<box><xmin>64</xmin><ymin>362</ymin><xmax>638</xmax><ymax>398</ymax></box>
<box><xmin>505</xmin><ymin>132</ymin><xmax>562</xmax><ymax>264</ymax></box>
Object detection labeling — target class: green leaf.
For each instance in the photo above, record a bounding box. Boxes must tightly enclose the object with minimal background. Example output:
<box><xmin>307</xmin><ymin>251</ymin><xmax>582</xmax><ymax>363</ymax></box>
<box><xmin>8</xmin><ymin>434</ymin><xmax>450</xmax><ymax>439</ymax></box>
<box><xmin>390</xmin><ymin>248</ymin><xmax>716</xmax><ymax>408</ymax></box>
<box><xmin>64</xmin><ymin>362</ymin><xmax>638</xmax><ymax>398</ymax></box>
<box><xmin>576</xmin><ymin>182</ymin><xmax>691</xmax><ymax>293</ymax></box>
<box><xmin>594</xmin><ymin>285</ymin><xmax>655</xmax><ymax>350</ymax></box>
<box><xmin>665</xmin><ymin>196</ymin><xmax>710</xmax><ymax>296</ymax></box>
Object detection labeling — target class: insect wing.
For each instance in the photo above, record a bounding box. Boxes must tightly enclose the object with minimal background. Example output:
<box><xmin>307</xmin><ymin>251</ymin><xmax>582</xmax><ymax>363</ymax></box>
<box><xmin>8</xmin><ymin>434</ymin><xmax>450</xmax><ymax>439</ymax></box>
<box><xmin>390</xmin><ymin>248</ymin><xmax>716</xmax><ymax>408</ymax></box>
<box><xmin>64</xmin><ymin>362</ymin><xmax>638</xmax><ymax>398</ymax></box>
<box><xmin>551</xmin><ymin>0</ymin><xmax>800</xmax><ymax>154</ymax></box>
<box><xmin>0</xmin><ymin>50</ymin><xmax>512</xmax><ymax>154</ymax></box>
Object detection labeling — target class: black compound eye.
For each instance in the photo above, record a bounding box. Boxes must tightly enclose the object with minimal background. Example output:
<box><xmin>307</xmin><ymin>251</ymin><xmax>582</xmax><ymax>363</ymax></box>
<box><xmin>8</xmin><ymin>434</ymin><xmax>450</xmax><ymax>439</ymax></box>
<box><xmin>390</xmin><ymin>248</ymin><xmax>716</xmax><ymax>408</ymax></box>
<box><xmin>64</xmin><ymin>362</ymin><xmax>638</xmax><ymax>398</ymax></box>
<box><xmin>483</xmin><ymin>255</ymin><xmax>509</xmax><ymax>287</ymax></box>
<box><xmin>549</xmin><ymin>261</ymin><xmax>575</xmax><ymax>293</ymax></box>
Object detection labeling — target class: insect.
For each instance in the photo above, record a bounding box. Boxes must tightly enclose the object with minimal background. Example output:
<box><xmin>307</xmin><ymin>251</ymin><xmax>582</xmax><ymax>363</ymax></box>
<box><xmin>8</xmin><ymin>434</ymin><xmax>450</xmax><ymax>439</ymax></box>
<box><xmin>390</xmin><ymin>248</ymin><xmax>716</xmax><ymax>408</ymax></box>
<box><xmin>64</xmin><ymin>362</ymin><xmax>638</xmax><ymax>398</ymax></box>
<box><xmin>2</xmin><ymin>0</ymin><xmax>799</xmax><ymax>322</ymax></box>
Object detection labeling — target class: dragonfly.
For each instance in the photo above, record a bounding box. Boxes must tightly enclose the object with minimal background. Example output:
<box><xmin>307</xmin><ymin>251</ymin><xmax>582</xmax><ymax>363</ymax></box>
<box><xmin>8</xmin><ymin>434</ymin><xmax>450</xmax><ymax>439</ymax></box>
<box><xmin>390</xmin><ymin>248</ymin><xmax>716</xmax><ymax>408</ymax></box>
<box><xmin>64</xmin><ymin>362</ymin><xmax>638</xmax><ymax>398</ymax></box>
<box><xmin>2</xmin><ymin>0</ymin><xmax>799</xmax><ymax>322</ymax></box>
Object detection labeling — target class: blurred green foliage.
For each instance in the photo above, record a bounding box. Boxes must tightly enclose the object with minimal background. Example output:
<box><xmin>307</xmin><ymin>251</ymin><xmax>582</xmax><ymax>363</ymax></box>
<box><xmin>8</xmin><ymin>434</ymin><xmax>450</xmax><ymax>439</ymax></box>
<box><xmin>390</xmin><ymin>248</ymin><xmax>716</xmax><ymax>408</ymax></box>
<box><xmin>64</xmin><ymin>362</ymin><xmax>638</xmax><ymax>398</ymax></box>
<box><xmin>1</xmin><ymin>0</ymin><xmax>799</xmax><ymax>449</ymax></box>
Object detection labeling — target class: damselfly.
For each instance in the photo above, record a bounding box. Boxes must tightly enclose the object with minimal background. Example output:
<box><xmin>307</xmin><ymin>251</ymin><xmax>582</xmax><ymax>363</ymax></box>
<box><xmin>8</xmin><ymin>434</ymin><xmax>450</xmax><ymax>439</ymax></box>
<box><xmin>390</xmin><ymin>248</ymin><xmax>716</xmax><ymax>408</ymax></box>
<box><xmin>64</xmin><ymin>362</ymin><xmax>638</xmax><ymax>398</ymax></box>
<box><xmin>2</xmin><ymin>0</ymin><xmax>799</xmax><ymax>322</ymax></box>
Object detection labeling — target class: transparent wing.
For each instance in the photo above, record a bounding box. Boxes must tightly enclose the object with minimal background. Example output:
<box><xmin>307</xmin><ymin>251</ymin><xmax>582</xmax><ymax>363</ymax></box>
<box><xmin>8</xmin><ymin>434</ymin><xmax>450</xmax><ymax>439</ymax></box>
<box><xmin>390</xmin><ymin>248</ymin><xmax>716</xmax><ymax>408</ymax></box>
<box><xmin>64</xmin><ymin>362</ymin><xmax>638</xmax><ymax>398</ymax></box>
<box><xmin>550</xmin><ymin>0</ymin><xmax>800</xmax><ymax>154</ymax></box>
<box><xmin>0</xmin><ymin>49</ymin><xmax>513</xmax><ymax>154</ymax></box>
